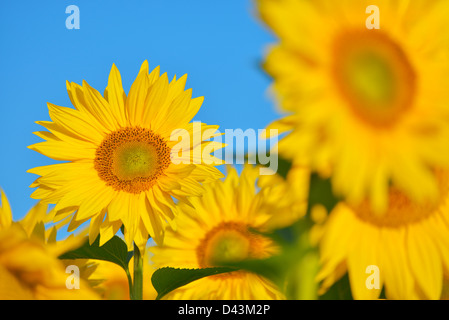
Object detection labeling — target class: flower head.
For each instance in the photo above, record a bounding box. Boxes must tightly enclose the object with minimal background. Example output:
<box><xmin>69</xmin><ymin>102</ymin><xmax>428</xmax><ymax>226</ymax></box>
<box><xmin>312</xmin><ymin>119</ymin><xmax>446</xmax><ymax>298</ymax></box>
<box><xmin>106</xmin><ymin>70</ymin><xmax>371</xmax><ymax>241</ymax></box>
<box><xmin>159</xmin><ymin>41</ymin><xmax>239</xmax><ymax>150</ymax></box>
<box><xmin>258</xmin><ymin>0</ymin><xmax>449</xmax><ymax>213</ymax></box>
<box><xmin>28</xmin><ymin>61</ymin><xmax>224</xmax><ymax>248</ymax></box>
<box><xmin>0</xmin><ymin>189</ymin><xmax>98</xmax><ymax>300</ymax></box>
<box><xmin>151</xmin><ymin>165</ymin><xmax>307</xmax><ymax>299</ymax></box>
<box><xmin>318</xmin><ymin>170</ymin><xmax>449</xmax><ymax>299</ymax></box>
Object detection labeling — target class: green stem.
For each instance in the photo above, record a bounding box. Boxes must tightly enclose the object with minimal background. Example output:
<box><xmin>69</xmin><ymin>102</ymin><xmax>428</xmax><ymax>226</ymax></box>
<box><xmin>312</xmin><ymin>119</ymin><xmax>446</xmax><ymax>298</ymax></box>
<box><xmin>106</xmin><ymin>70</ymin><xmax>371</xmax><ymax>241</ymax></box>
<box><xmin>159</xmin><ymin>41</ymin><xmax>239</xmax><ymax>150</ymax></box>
<box><xmin>132</xmin><ymin>243</ymin><xmax>144</xmax><ymax>300</ymax></box>
<box><xmin>126</xmin><ymin>269</ymin><xmax>134</xmax><ymax>299</ymax></box>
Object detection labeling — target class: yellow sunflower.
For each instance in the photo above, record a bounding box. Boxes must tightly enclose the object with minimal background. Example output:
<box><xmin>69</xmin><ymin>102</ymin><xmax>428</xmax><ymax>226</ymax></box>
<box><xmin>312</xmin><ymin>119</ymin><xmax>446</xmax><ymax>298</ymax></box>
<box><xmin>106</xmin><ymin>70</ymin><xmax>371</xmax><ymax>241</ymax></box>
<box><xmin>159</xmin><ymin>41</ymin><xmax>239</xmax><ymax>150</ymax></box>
<box><xmin>150</xmin><ymin>165</ymin><xmax>308</xmax><ymax>300</ymax></box>
<box><xmin>258</xmin><ymin>0</ymin><xmax>449</xmax><ymax>213</ymax></box>
<box><xmin>28</xmin><ymin>61</ymin><xmax>224</xmax><ymax>248</ymax></box>
<box><xmin>0</xmin><ymin>189</ymin><xmax>99</xmax><ymax>300</ymax></box>
<box><xmin>317</xmin><ymin>170</ymin><xmax>449</xmax><ymax>300</ymax></box>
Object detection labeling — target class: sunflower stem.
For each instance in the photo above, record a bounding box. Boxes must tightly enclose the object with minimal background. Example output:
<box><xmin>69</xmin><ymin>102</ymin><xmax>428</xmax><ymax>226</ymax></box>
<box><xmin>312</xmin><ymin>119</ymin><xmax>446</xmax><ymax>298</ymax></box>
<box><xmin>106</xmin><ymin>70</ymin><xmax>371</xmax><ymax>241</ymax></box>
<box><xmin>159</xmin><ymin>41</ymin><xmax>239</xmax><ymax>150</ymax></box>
<box><xmin>132</xmin><ymin>243</ymin><xmax>144</xmax><ymax>300</ymax></box>
<box><xmin>126</xmin><ymin>269</ymin><xmax>134</xmax><ymax>299</ymax></box>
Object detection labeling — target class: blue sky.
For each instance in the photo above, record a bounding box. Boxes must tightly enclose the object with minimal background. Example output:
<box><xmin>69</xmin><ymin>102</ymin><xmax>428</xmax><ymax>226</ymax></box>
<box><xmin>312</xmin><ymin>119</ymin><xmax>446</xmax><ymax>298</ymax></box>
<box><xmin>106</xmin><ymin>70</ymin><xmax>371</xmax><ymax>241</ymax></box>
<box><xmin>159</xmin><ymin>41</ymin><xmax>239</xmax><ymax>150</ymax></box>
<box><xmin>0</xmin><ymin>0</ymin><xmax>279</xmax><ymax>222</ymax></box>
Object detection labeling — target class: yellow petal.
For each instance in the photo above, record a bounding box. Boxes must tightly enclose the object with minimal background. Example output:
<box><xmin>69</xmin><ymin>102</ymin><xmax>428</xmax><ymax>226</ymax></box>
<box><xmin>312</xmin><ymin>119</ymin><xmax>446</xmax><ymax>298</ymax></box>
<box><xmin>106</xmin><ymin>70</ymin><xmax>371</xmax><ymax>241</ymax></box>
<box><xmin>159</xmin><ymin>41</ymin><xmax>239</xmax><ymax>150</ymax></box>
<box><xmin>28</xmin><ymin>140</ymin><xmax>95</xmax><ymax>161</ymax></box>
<box><xmin>82</xmin><ymin>80</ymin><xmax>119</xmax><ymax>132</ymax></box>
<box><xmin>122</xmin><ymin>193</ymin><xmax>143</xmax><ymax>249</ymax></box>
<box><xmin>347</xmin><ymin>222</ymin><xmax>383</xmax><ymax>300</ymax></box>
<box><xmin>407</xmin><ymin>224</ymin><xmax>443</xmax><ymax>299</ymax></box>
<box><xmin>0</xmin><ymin>189</ymin><xmax>12</xmax><ymax>229</ymax></box>
<box><xmin>36</xmin><ymin>121</ymin><xmax>97</xmax><ymax>148</ymax></box>
<box><xmin>76</xmin><ymin>185</ymin><xmax>115</xmax><ymax>221</ymax></box>
<box><xmin>107</xmin><ymin>191</ymin><xmax>129</xmax><ymax>222</ymax></box>
<box><xmin>142</xmin><ymin>192</ymin><xmax>165</xmax><ymax>245</ymax></box>
<box><xmin>126</xmin><ymin>60</ymin><xmax>150</xmax><ymax>126</ymax></box>
<box><xmin>142</xmin><ymin>72</ymin><xmax>169</xmax><ymax>130</ymax></box>
<box><xmin>88</xmin><ymin>210</ymin><xmax>105</xmax><ymax>244</ymax></box>
<box><xmin>46</xmin><ymin>103</ymin><xmax>104</xmax><ymax>144</ymax></box>
<box><xmin>104</xmin><ymin>63</ymin><xmax>127</xmax><ymax>127</ymax></box>
<box><xmin>99</xmin><ymin>216</ymin><xmax>122</xmax><ymax>246</ymax></box>
<box><xmin>317</xmin><ymin>204</ymin><xmax>358</xmax><ymax>282</ymax></box>
<box><xmin>379</xmin><ymin>228</ymin><xmax>415</xmax><ymax>299</ymax></box>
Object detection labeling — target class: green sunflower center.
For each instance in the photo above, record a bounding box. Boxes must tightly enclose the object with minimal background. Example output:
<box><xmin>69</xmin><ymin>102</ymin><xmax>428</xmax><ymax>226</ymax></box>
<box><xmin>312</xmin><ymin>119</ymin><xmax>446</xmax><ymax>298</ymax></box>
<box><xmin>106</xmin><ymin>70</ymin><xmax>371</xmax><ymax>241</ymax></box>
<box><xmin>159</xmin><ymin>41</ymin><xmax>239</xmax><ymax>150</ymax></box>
<box><xmin>205</xmin><ymin>229</ymin><xmax>251</xmax><ymax>265</ymax></box>
<box><xmin>196</xmin><ymin>222</ymin><xmax>274</xmax><ymax>268</ymax></box>
<box><xmin>345</xmin><ymin>51</ymin><xmax>395</xmax><ymax>106</ymax></box>
<box><xmin>112</xmin><ymin>142</ymin><xmax>158</xmax><ymax>180</ymax></box>
<box><xmin>94</xmin><ymin>127</ymin><xmax>171</xmax><ymax>194</ymax></box>
<box><xmin>332</xmin><ymin>30</ymin><xmax>416</xmax><ymax>127</ymax></box>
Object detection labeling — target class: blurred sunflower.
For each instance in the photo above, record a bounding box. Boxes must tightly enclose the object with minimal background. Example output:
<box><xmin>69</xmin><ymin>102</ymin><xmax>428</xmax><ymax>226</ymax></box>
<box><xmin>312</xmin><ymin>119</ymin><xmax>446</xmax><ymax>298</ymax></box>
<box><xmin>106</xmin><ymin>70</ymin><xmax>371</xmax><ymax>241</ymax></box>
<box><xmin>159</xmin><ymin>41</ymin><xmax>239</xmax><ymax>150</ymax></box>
<box><xmin>151</xmin><ymin>165</ymin><xmax>308</xmax><ymax>299</ymax></box>
<box><xmin>0</xmin><ymin>189</ymin><xmax>99</xmax><ymax>300</ymax></box>
<box><xmin>62</xmin><ymin>254</ymin><xmax>157</xmax><ymax>300</ymax></box>
<box><xmin>318</xmin><ymin>170</ymin><xmax>449</xmax><ymax>300</ymax></box>
<box><xmin>28</xmin><ymin>61</ymin><xmax>224</xmax><ymax>249</ymax></box>
<box><xmin>258</xmin><ymin>0</ymin><xmax>449</xmax><ymax>213</ymax></box>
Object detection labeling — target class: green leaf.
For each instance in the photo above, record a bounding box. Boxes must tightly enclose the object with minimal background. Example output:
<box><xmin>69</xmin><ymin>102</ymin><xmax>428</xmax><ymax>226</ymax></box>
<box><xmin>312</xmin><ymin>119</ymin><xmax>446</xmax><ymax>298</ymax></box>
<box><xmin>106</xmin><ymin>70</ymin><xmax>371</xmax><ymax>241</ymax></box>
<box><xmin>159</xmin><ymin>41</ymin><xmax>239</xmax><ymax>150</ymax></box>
<box><xmin>221</xmin><ymin>253</ymin><xmax>294</xmax><ymax>289</ymax></box>
<box><xmin>275</xmin><ymin>155</ymin><xmax>293</xmax><ymax>180</ymax></box>
<box><xmin>307</xmin><ymin>172</ymin><xmax>339</xmax><ymax>214</ymax></box>
<box><xmin>151</xmin><ymin>267</ymin><xmax>237</xmax><ymax>300</ymax></box>
<box><xmin>249</xmin><ymin>152</ymin><xmax>292</xmax><ymax>180</ymax></box>
<box><xmin>59</xmin><ymin>235</ymin><xmax>132</xmax><ymax>272</ymax></box>
<box><xmin>318</xmin><ymin>273</ymin><xmax>353</xmax><ymax>300</ymax></box>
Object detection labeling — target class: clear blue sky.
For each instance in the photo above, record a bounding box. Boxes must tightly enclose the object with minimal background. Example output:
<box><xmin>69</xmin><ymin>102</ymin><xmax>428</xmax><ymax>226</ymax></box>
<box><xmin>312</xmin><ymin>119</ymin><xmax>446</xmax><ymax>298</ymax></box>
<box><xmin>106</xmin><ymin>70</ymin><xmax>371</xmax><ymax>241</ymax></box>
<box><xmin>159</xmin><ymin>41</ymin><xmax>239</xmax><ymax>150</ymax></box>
<box><xmin>0</xmin><ymin>0</ymin><xmax>279</xmax><ymax>222</ymax></box>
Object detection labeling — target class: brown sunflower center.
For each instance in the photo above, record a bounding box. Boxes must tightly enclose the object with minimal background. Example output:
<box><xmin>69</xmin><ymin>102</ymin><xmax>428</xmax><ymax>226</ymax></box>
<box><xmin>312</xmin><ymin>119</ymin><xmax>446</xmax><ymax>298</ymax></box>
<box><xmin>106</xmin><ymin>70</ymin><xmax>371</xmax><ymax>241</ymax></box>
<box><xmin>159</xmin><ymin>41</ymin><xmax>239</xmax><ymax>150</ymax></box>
<box><xmin>94</xmin><ymin>127</ymin><xmax>171</xmax><ymax>194</ymax></box>
<box><xmin>353</xmin><ymin>171</ymin><xmax>449</xmax><ymax>227</ymax></box>
<box><xmin>196</xmin><ymin>222</ymin><xmax>274</xmax><ymax>269</ymax></box>
<box><xmin>332</xmin><ymin>30</ymin><xmax>416</xmax><ymax>127</ymax></box>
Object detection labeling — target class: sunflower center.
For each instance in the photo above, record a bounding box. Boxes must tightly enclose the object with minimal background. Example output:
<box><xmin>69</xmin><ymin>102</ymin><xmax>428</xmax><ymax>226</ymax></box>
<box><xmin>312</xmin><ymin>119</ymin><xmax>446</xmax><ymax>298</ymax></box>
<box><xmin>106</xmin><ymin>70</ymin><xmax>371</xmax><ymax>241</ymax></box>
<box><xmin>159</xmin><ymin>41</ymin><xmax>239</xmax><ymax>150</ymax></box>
<box><xmin>353</xmin><ymin>171</ymin><xmax>449</xmax><ymax>227</ymax></box>
<box><xmin>94</xmin><ymin>127</ymin><xmax>171</xmax><ymax>194</ymax></box>
<box><xmin>196</xmin><ymin>222</ymin><xmax>272</xmax><ymax>268</ymax></box>
<box><xmin>112</xmin><ymin>142</ymin><xmax>158</xmax><ymax>180</ymax></box>
<box><xmin>332</xmin><ymin>30</ymin><xmax>416</xmax><ymax>127</ymax></box>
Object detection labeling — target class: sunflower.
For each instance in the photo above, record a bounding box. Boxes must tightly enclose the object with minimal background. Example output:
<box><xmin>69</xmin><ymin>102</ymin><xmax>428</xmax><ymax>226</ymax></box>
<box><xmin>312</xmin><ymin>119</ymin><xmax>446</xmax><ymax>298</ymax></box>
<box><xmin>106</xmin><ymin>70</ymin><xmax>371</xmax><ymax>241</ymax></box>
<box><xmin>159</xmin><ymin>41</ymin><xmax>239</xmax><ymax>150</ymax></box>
<box><xmin>258</xmin><ymin>0</ymin><xmax>449</xmax><ymax>213</ymax></box>
<box><xmin>28</xmin><ymin>61</ymin><xmax>224</xmax><ymax>248</ymax></box>
<box><xmin>150</xmin><ymin>165</ymin><xmax>307</xmax><ymax>299</ymax></box>
<box><xmin>0</xmin><ymin>189</ymin><xmax>99</xmax><ymax>300</ymax></box>
<box><xmin>317</xmin><ymin>169</ymin><xmax>449</xmax><ymax>300</ymax></box>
